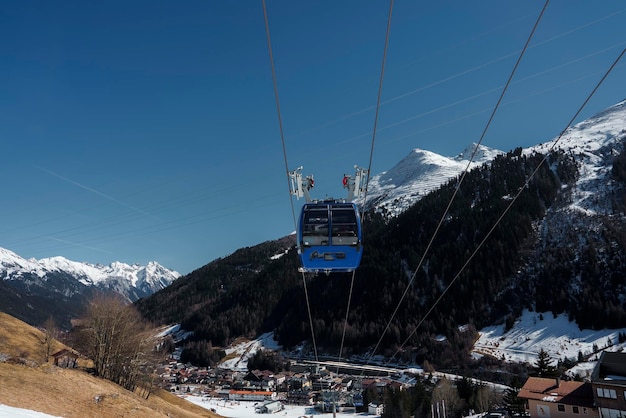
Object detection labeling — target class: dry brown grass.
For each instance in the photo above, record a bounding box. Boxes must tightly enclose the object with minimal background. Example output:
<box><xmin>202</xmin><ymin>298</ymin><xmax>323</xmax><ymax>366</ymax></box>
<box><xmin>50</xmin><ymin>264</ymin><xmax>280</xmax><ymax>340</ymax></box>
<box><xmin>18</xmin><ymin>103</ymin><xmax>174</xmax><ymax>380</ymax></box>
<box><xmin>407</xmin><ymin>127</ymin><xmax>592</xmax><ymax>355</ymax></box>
<box><xmin>230</xmin><ymin>336</ymin><xmax>249</xmax><ymax>345</ymax></box>
<box><xmin>0</xmin><ymin>312</ymin><xmax>221</xmax><ymax>418</ymax></box>
<box><xmin>0</xmin><ymin>312</ymin><xmax>65</xmax><ymax>362</ymax></box>
<box><xmin>218</xmin><ymin>352</ymin><xmax>240</xmax><ymax>364</ymax></box>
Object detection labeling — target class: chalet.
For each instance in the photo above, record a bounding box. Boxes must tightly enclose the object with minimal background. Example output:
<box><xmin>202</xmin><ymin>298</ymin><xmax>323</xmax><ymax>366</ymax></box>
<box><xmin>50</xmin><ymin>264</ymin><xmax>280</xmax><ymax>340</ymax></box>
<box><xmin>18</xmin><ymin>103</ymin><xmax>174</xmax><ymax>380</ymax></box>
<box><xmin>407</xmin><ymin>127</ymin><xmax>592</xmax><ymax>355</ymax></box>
<box><xmin>392</xmin><ymin>373</ymin><xmax>418</xmax><ymax>387</ymax></box>
<box><xmin>311</xmin><ymin>375</ymin><xmax>335</xmax><ymax>391</ymax></box>
<box><xmin>243</xmin><ymin>370</ymin><xmax>264</xmax><ymax>387</ymax></box>
<box><xmin>319</xmin><ymin>390</ymin><xmax>358</xmax><ymax>413</ymax></box>
<box><xmin>590</xmin><ymin>352</ymin><xmax>626</xmax><ymax>418</ymax></box>
<box><xmin>273</xmin><ymin>372</ymin><xmax>287</xmax><ymax>387</ymax></box>
<box><xmin>245</xmin><ymin>369</ymin><xmax>277</xmax><ymax>390</ymax></box>
<box><xmin>195</xmin><ymin>369</ymin><xmax>209</xmax><ymax>384</ymax></box>
<box><xmin>285</xmin><ymin>373</ymin><xmax>311</xmax><ymax>390</ymax></box>
<box><xmin>228</xmin><ymin>389</ymin><xmax>276</xmax><ymax>402</ymax></box>
<box><xmin>215</xmin><ymin>388</ymin><xmax>231</xmax><ymax>399</ymax></box>
<box><xmin>518</xmin><ymin>377</ymin><xmax>598</xmax><ymax>418</ymax></box>
<box><xmin>51</xmin><ymin>348</ymin><xmax>78</xmax><ymax>368</ymax></box>
<box><xmin>287</xmin><ymin>390</ymin><xmax>314</xmax><ymax>405</ymax></box>
<box><xmin>362</xmin><ymin>377</ymin><xmax>390</xmax><ymax>397</ymax></box>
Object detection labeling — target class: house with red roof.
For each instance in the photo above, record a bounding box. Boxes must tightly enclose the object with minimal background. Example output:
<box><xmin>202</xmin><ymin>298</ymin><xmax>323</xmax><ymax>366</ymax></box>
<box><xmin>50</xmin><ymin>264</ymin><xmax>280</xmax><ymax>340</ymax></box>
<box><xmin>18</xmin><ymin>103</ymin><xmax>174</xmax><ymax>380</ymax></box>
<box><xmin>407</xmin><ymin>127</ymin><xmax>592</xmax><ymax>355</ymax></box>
<box><xmin>518</xmin><ymin>377</ymin><xmax>598</xmax><ymax>418</ymax></box>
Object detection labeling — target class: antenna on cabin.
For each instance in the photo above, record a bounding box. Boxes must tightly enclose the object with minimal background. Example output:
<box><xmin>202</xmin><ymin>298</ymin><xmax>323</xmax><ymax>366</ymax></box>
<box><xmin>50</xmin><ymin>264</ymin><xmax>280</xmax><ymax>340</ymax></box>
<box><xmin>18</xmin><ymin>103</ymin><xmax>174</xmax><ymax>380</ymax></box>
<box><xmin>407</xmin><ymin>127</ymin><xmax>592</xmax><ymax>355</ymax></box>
<box><xmin>343</xmin><ymin>165</ymin><xmax>369</xmax><ymax>201</ymax></box>
<box><xmin>289</xmin><ymin>166</ymin><xmax>314</xmax><ymax>203</ymax></box>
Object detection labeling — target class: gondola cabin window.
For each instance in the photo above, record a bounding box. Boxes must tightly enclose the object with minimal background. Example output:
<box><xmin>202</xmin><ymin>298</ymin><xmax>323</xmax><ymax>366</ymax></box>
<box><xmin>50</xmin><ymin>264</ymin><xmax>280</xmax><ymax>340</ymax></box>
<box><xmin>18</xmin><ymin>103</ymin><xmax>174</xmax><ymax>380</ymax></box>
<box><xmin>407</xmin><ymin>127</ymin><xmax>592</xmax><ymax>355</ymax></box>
<box><xmin>331</xmin><ymin>206</ymin><xmax>359</xmax><ymax>245</ymax></box>
<box><xmin>302</xmin><ymin>206</ymin><xmax>329</xmax><ymax>246</ymax></box>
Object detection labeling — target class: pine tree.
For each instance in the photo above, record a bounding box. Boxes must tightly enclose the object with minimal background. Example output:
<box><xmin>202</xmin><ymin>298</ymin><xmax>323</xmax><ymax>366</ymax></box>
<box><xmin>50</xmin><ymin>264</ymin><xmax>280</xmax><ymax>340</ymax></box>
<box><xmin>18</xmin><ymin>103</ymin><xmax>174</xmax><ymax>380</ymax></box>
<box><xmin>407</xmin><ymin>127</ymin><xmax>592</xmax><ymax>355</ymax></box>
<box><xmin>535</xmin><ymin>348</ymin><xmax>557</xmax><ymax>377</ymax></box>
<box><xmin>504</xmin><ymin>377</ymin><xmax>527</xmax><ymax>415</ymax></box>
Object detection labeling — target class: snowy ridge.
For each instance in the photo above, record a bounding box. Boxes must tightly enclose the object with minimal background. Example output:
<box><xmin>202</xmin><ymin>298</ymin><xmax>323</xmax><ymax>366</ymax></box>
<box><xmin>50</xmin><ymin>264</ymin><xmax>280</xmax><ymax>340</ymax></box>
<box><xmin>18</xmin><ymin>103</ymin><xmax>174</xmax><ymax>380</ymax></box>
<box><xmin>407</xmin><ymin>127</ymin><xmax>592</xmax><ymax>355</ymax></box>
<box><xmin>530</xmin><ymin>99</ymin><xmax>626</xmax><ymax>216</ymax></box>
<box><xmin>366</xmin><ymin>143</ymin><xmax>503</xmax><ymax>216</ymax></box>
<box><xmin>0</xmin><ymin>246</ymin><xmax>180</xmax><ymax>301</ymax></box>
<box><xmin>0</xmin><ymin>247</ymin><xmax>47</xmax><ymax>277</ymax></box>
<box><xmin>38</xmin><ymin>256</ymin><xmax>108</xmax><ymax>285</ymax></box>
<box><xmin>365</xmin><ymin>100</ymin><xmax>626</xmax><ymax>218</ymax></box>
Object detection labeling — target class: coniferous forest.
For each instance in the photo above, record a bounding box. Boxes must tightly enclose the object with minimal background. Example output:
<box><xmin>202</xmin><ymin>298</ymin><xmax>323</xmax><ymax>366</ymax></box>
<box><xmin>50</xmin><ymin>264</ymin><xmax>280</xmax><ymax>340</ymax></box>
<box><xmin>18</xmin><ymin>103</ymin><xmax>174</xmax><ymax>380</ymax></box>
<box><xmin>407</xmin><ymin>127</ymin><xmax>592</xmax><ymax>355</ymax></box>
<box><xmin>136</xmin><ymin>144</ymin><xmax>626</xmax><ymax>372</ymax></box>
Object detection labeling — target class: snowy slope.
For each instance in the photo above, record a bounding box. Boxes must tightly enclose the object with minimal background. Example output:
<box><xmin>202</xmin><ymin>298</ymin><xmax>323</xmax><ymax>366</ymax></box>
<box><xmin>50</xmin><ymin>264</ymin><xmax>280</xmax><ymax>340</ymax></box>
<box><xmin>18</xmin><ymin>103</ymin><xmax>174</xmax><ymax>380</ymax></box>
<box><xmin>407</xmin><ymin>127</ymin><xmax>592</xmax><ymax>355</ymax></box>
<box><xmin>473</xmin><ymin>309</ymin><xmax>626</xmax><ymax>379</ymax></box>
<box><xmin>366</xmin><ymin>143</ymin><xmax>503</xmax><ymax>216</ymax></box>
<box><xmin>530</xmin><ymin>99</ymin><xmax>626</xmax><ymax>216</ymax></box>
<box><xmin>0</xmin><ymin>404</ymin><xmax>61</xmax><ymax>418</ymax></box>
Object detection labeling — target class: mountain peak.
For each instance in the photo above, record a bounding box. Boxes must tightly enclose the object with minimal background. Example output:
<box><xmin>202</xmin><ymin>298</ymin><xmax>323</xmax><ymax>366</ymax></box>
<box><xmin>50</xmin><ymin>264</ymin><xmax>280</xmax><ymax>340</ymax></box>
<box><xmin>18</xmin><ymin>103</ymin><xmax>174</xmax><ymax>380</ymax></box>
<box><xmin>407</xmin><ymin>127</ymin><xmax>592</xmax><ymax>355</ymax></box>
<box><xmin>366</xmin><ymin>143</ymin><xmax>503</xmax><ymax>216</ymax></box>
<box><xmin>455</xmin><ymin>142</ymin><xmax>503</xmax><ymax>163</ymax></box>
<box><xmin>0</xmin><ymin>247</ymin><xmax>46</xmax><ymax>277</ymax></box>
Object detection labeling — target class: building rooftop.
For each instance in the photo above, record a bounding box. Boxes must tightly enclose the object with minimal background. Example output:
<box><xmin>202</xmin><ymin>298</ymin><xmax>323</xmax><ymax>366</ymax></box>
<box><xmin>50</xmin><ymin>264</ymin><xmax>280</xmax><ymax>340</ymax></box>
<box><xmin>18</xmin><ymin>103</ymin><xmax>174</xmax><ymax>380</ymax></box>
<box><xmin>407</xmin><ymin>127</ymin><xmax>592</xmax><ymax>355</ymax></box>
<box><xmin>519</xmin><ymin>377</ymin><xmax>595</xmax><ymax>408</ymax></box>
<box><xmin>591</xmin><ymin>352</ymin><xmax>626</xmax><ymax>383</ymax></box>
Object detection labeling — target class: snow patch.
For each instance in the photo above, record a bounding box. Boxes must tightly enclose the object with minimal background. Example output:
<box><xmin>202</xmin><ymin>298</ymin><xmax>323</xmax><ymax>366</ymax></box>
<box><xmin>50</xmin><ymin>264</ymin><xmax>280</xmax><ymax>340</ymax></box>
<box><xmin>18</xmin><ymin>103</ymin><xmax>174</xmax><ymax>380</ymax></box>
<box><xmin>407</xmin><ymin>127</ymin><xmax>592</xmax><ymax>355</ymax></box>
<box><xmin>473</xmin><ymin>309</ymin><xmax>626</xmax><ymax>378</ymax></box>
<box><xmin>0</xmin><ymin>404</ymin><xmax>62</xmax><ymax>418</ymax></box>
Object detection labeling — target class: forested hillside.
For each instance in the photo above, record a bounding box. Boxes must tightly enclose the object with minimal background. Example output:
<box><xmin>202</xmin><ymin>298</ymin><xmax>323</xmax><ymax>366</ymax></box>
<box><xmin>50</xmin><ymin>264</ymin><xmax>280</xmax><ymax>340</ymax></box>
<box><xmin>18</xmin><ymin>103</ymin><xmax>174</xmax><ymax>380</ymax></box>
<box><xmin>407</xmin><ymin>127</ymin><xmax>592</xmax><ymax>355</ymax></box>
<box><xmin>136</xmin><ymin>145</ymin><xmax>626</xmax><ymax>370</ymax></box>
<box><xmin>517</xmin><ymin>141</ymin><xmax>626</xmax><ymax>330</ymax></box>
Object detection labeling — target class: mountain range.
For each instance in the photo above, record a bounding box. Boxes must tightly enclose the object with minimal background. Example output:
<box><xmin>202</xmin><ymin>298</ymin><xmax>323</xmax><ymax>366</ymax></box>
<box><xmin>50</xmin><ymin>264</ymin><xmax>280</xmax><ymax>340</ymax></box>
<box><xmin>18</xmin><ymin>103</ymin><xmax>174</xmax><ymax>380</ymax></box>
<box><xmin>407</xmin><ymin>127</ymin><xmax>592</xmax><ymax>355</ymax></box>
<box><xmin>0</xmin><ymin>247</ymin><xmax>179</xmax><ymax>328</ymax></box>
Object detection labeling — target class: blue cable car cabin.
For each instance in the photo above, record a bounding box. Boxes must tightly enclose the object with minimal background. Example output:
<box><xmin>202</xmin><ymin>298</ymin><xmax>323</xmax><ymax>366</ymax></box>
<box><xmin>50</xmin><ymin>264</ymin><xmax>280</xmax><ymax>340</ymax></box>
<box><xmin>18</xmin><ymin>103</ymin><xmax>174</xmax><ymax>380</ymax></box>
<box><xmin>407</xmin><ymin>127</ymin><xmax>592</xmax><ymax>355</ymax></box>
<box><xmin>297</xmin><ymin>201</ymin><xmax>363</xmax><ymax>274</ymax></box>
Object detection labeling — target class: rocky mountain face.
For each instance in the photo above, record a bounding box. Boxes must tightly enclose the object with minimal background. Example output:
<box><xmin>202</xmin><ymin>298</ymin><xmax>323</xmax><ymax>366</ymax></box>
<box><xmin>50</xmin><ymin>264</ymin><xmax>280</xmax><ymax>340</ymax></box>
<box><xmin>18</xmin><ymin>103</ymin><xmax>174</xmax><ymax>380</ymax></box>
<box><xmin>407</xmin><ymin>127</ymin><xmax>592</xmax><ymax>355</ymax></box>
<box><xmin>0</xmin><ymin>248</ymin><xmax>180</xmax><ymax>328</ymax></box>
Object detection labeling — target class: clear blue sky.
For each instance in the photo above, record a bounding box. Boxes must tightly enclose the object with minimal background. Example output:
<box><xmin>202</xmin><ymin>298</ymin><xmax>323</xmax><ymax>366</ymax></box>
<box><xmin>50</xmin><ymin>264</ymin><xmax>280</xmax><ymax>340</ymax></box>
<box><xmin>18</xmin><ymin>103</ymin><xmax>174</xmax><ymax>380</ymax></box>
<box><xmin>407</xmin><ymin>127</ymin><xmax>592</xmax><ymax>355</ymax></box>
<box><xmin>1</xmin><ymin>1</ymin><xmax>624</xmax><ymax>274</ymax></box>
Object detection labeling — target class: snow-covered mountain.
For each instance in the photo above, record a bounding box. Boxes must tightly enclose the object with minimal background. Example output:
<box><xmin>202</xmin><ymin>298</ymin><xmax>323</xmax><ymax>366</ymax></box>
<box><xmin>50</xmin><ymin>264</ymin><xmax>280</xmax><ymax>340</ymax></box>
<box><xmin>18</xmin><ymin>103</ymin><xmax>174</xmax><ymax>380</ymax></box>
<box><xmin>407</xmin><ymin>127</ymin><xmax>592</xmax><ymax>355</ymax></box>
<box><xmin>365</xmin><ymin>100</ymin><xmax>626</xmax><ymax>220</ymax></box>
<box><xmin>365</xmin><ymin>143</ymin><xmax>503</xmax><ymax>216</ymax></box>
<box><xmin>365</xmin><ymin>99</ymin><xmax>626</xmax><ymax>330</ymax></box>
<box><xmin>0</xmin><ymin>247</ymin><xmax>180</xmax><ymax>302</ymax></box>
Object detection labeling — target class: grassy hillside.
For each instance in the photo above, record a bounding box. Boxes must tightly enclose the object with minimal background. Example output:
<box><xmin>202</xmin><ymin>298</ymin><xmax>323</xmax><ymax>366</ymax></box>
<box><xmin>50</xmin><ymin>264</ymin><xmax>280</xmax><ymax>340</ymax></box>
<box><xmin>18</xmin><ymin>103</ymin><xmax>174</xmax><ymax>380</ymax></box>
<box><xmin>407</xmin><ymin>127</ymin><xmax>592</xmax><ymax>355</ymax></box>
<box><xmin>0</xmin><ymin>312</ymin><xmax>219</xmax><ymax>418</ymax></box>
<box><xmin>0</xmin><ymin>312</ymin><xmax>65</xmax><ymax>361</ymax></box>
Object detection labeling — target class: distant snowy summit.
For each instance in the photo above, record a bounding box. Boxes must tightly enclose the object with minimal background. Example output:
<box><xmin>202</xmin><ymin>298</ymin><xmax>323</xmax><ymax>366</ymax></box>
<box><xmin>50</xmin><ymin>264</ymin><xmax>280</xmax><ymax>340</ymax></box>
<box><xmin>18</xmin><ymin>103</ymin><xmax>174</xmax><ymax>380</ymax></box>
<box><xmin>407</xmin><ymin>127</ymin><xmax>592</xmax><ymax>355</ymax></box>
<box><xmin>0</xmin><ymin>247</ymin><xmax>180</xmax><ymax>302</ymax></box>
<box><xmin>366</xmin><ymin>143</ymin><xmax>503</xmax><ymax>216</ymax></box>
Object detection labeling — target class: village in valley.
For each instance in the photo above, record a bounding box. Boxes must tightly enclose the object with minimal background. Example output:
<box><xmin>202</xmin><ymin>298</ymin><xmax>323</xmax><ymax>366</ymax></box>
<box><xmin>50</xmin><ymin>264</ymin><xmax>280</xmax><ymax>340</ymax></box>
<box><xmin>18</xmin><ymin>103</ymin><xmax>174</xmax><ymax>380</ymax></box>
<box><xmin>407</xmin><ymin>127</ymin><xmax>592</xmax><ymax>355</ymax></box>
<box><xmin>156</xmin><ymin>330</ymin><xmax>392</xmax><ymax>415</ymax></box>
<box><xmin>151</xmin><ymin>321</ymin><xmax>626</xmax><ymax>418</ymax></box>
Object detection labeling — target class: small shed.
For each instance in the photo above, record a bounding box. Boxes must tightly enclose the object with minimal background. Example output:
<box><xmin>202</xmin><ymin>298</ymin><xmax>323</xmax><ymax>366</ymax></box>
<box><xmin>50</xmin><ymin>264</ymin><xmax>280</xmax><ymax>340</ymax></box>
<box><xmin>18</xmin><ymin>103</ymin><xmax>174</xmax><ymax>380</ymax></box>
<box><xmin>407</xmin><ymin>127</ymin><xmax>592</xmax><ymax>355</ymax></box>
<box><xmin>51</xmin><ymin>348</ymin><xmax>78</xmax><ymax>368</ymax></box>
<box><xmin>255</xmin><ymin>400</ymin><xmax>283</xmax><ymax>414</ymax></box>
<box><xmin>369</xmin><ymin>401</ymin><xmax>384</xmax><ymax>415</ymax></box>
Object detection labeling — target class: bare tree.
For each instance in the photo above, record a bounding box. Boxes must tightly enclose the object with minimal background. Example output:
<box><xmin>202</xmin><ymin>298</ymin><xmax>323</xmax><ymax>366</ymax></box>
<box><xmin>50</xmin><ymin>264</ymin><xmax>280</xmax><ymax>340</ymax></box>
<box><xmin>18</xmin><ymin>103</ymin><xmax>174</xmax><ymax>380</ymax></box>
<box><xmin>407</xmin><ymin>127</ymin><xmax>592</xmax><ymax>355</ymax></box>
<box><xmin>472</xmin><ymin>383</ymin><xmax>492</xmax><ymax>414</ymax></box>
<box><xmin>432</xmin><ymin>377</ymin><xmax>462</xmax><ymax>418</ymax></box>
<box><xmin>37</xmin><ymin>316</ymin><xmax>59</xmax><ymax>363</ymax></box>
<box><xmin>74</xmin><ymin>293</ymin><xmax>156</xmax><ymax>392</ymax></box>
